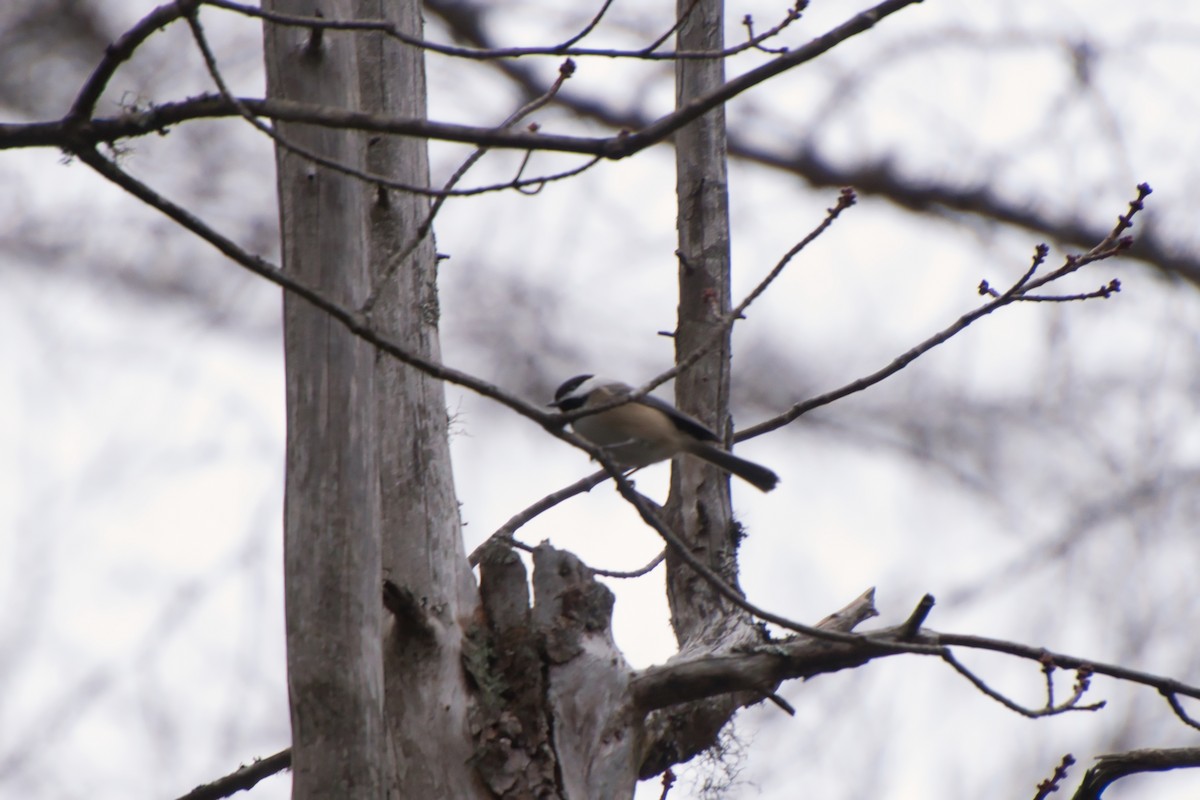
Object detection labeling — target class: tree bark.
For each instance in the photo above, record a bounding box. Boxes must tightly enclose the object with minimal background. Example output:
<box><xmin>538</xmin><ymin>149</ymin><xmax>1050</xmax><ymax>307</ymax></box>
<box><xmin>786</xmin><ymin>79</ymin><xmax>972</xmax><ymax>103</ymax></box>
<box><xmin>654</xmin><ymin>0</ymin><xmax>767</xmax><ymax>773</ymax></box>
<box><xmin>354</xmin><ymin>3</ymin><xmax>484</xmax><ymax>798</ymax></box>
<box><xmin>667</xmin><ymin>0</ymin><xmax>741</xmax><ymax>634</ymax></box>
<box><xmin>263</xmin><ymin>3</ymin><xmax>387</xmax><ymax>797</ymax></box>
<box><xmin>266</xmin><ymin>0</ymin><xmax>483</xmax><ymax>796</ymax></box>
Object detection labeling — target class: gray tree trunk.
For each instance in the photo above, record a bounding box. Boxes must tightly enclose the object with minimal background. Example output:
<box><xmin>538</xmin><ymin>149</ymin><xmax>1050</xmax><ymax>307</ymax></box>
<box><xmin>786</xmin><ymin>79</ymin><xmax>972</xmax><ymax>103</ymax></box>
<box><xmin>354</xmin><ymin>3</ymin><xmax>485</xmax><ymax>798</ymax></box>
<box><xmin>263</xmin><ymin>2</ymin><xmax>387</xmax><ymax>797</ymax></box>
<box><xmin>264</xmin><ymin>1</ymin><xmax>481</xmax><ymax>797</ymax></box>
<box><xmin>652</xmin><ymin>0</ymin><xmax>767</xmax><ymax>772</ymax></box>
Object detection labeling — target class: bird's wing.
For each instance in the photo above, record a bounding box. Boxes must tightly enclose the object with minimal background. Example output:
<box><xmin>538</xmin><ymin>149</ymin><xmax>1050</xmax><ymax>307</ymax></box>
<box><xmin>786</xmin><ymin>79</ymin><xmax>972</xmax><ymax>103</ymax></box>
<box><xmin>636</xmin><ymin>394</ymin><xmax>720</xmax><ymax>442</ymax></box>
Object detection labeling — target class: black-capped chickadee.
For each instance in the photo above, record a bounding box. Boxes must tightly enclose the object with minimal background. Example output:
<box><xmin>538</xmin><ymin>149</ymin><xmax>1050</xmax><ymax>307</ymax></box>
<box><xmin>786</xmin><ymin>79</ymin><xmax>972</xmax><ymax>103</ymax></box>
<box><xmin>550</xmin><ymin>375</ymin><xmax>779</xmax><ymax>492</ymax></box>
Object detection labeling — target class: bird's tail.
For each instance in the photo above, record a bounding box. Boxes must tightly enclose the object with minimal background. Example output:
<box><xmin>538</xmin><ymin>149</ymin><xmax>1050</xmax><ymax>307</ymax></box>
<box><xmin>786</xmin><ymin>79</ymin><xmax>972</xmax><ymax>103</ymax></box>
<box><xmin>690</xmin><ymin>443</ymin><xmax>779</xmax><ymax>493</ymax></box>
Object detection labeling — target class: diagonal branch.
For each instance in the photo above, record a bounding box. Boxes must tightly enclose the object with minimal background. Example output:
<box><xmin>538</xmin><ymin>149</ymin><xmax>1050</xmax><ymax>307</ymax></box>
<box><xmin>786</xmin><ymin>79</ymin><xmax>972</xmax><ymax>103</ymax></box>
<box><xmin>68</xmin><ymin>145</ymin><xmax>559</xmax><ymax>428</ymax></box>
<box><xmin>632</xmin><ymin>186</ymin><xmax>857</xmax><ymax>403</ymax></box>
<box><xmin>175</xmin><ymin>748</ymin><xmax>291</xmax><ymax>800</ymax></box>
<box><xmin>737</xmin><ymin>184</ymin><xmax>1149</xmax><ymax>441</ymax></box>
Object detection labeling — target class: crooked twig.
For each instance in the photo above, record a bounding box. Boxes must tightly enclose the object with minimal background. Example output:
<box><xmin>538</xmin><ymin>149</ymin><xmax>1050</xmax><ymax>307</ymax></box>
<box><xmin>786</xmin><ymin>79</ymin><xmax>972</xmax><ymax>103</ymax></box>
<box><xmin>942</xmin><ymin>651</ymin><xmax>1104</xmax><ymax>719</ymax></box>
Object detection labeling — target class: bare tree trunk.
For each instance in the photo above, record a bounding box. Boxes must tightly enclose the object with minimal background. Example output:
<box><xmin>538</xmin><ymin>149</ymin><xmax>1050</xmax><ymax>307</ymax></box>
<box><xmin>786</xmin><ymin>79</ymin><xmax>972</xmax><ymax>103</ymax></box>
<box><xmin>354</xmin><ymin>3</ymin><xmax>484</xmax><ymax>798</ymax></box>
<box><xmin>652</xmin><ymin>0</ymin><xmax>765</xmax><ymax>772</ymax></box>
<box><xmin>266</xmin><ymin>0</ymin><xmax>482</xmax><ymax>796</ymax></box>
<box><xmin>263</xmin><ymin>3</ymin><xmax>386</xmax><ymax>797</ymax></box>
<box><xmin>667</xmin><ymin>0</ymin><xmax>737</xmax><ymax>624</ymax></box>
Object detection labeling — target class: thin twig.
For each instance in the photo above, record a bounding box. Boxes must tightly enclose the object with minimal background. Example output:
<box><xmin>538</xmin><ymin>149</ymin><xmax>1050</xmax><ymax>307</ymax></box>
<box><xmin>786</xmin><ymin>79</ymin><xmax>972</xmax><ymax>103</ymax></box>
<box><xmin>468</xmin><ymin>470</ymin><xmax>609</xmax><ymax>566</ymax></box>
<box><xmin>1032</xmin><ymin>754</ymin><xmax>1075</xmax><ymax>800</ymax></box>
<box><xmin>592</xmin><ymin>549</ymin><xmax>667</xmax><ymax>579</ymax></box>
<box><xmin>205</xmin><ymin>0</ymin><xmax>805</xmax><ymax>62</ymax></box>
<box><xmin>640</xmin><ymin>0</ymin><xmax>704</xmax><ymax>55</ymax></box>
<box><xmin>553</xmin><ymin>0</ymin><xmax>616</xmax><ymax>50</ymax></box>
<box><xmin>932</xmin><ymin>631</ymin><xmax>1200</xmax><ymax>709</ymax></box>
<box><xmin>941</xmin><ymin>650</ymin><xmax>1104</xmax><ymax>719</ymax></box>
<box><xmin>633</xmin><ymin>186</ymin><xmax>857</xmax><ymax>402</ymax></box>
<box><xmin>1161</xmin><ymin>690</ymin><xmax>1200</xmax><ymax>732</ymax></box>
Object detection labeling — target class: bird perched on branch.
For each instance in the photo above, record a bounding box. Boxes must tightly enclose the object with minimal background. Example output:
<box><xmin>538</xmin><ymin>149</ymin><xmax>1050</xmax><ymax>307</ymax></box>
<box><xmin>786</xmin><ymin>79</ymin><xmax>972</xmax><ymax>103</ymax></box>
<box><xmin>550</xmin><ymin>374</ymin><xmax>779</xmax><ymax>492</ymax></box>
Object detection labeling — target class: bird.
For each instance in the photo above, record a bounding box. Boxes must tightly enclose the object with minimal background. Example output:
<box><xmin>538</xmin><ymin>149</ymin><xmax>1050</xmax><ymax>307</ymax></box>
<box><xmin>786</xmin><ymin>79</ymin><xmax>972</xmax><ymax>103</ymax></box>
<box><xmin>549</xmin><ymin>374</ymin><xmax>779</xmax><ymax>492</ymax></box>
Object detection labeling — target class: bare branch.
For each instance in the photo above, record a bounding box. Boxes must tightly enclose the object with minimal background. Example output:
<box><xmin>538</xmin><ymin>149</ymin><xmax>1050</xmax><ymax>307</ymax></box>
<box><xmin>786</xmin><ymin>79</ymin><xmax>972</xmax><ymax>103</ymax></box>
<box><xmin>814</xmin><ymin>587</ymin><xmax>879</xmax><ymax>631</ymax></box>
<box><xmin>737</xmin><ymin>184</ymin><xmax>1150</xmax><ymax>441</ymax></box>
<box><xmin>941</xmin><ymin>650</ymin><xmax>1104</xmax><ymax>719</ymax></box>
<box><xmin>629</xmin><ymin>595</ymin><xmax>891</xmax><ymax>713</ymax></box>
<box><xmin>69</xmin><ymin>146</ymin><xmax>563</xmax><ymax>431</ymax></box>
<box><xmin>544</xmin><ymin>187</ymin><xmax>856</xmax><ymax>435</ymax></box>
<box><xmin>1072</xmin><ymin>748</ymin><xmax>1200</xmax><ymax>800</ymax></box>
<box><xmin>3</xmin><ymin>0</ymin><xmax>920</xmax><ymax>172</ymax></box>
<box><xmin>554</xmin><ymin>0</ymin><xmax>616</xmax><ymax>50</ymax></box>
<box><xmin>932</xmin><ymin>631</ymin><xmax>1200</xmax><ymax>716</ymax></box>
<box><xmin>615</xmin><ymin>0</ymin><xmax>923</xmax><ymax>153</ymax></box>
<box><xmin>899</xmin><ymin>593</ymin><xmax>935</xmax><ymax>638</ymax></box>
<box><xmin>631</xmin><ymin>187</ymin><xmax>857</xmax><ymax>402</ymax></box>
<box><xmin>184</xmin><ymin>10</ymin><xmax>601</xmax><ymax>200</ymax></box>
<box><xmin>602</xmin><ymin>463</ymin><xmax>936</xmax><ymax>649</ymax></box>
<box><xmin>640</xmin><ymin>0</ymin><xmax>703</xmax><ymax>55</ymax></box>
<box><xmin>175</xmin><ymin>748</ymin><xmax>291</xmax><ymax>800</ymax></box>
<box><xmin>0</xmin><ymin>94</ymin><xmax>601</xmax><ymax>155</ymax></box>
<box><xmin>592</xmin><ymin>550</ymin><xmax>667</xmax><ymax>579</ymax></box>
<box><xmin>743</xmin><ymin>7</ymin><xmax>803</xmax><ymax>56</ymax></box>
<box><xmin>1161</xmin><ymin>690</ymin><xmax>1200</xmax><ymax>732</ymax></box>
<box><xmin>468</xmin><ymin>470</ymin><xmax>609</xmax><ymax>566</ymax></box>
